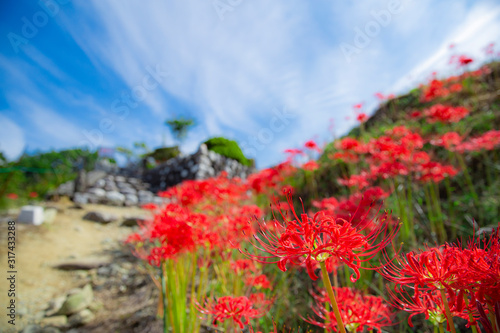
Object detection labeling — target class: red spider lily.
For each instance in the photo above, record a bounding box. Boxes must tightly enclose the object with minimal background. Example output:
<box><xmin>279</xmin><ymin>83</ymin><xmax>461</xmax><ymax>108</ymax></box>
<box><xmin>141</xmin><ymin>203</ymin><xmax>159</xmax><ymax>210</ymax></box>
<box><xmin>302</xmin><ymin>160</ymin><xmax>319</xmax><ymax>171</ymax></box>
<box><xmin>241</xmin><ymin>193</ymin><xmax>399</xmax><ymax>281</ymax></box>
<box><xmin>6</xmin><ymin>193</ymin><xmax>18</xmax><ymax>200</ymax></box>
<box><xmin>245</xmin><ymin>274</ymin><xmax>272</xmax><ymax>290</ymax></box>
<box><xmin>284</xmin><ymin>148</ymin><xmax>305</xmax><ymax>162</ymax></box>
<box><xmin>450</xmin><ymin>55</ymin><xmax>473</xmax><ymax>67</ymax></box>
<box><xmin>29</xmin><ymin>192</ymin><xmax>38</xmax><ymax>198</ymax></box>
<box><xmin>370</xmin><ymin>161</ymin><xmax>409</xmax><ymax>179</ymax></box>
<box><xmin>330</xmin><ymin>151</ymin><xmax>359</xmax><ymax>163</ymax></box>
<box><xmin>455</xmin><ymin>130</ymin><xmax>500</xmax><ymax>153</ymax></box>
<box><xmin>335</xmin><ymin>137</ymin><xmax>364</xmax><ymax>152</ymax></box>
<box><xmin>453</xmin><ymin>226</ymin><xmax>500</xmax><ymax>305</ymax></box>
<box><xmin>383</xmin><ymin>246</ymin><xmax>466</xmax><ymax>294</ymax></box>
<box><xmin>304</xmin><ymin>140</ymin><xmax>322</xmax><ymax>153</ymax></box>
<box><xmin>423</xmin><ymin>104</ymin><xmax>469</xmax><ymax>123</ymax></box>
<box><xmin>374</xmin><ymin>92</ymin><xmax>395</xmax><ymax>100</ymax></box>
<box><xmin>353</xmin><ymin>103</ymin><xmax>363</xmax><ymax>109</ymax></box>
<box><xmin>197</xmin><ymin>294</ymin><xmax>272</xmax><ymax>329</ymax></box>
<box><xmin>387</xmin><ymin>286</ymin><xmax>471</xmax><ymax>328</ymax></box>
<box><xmin>416</xmin><ymin>162</ymin><xmax>458</xmax><ymax>183</ymax></box>
<box><xmin>247</xmin><ymin>162</ymin><xmax>296</xmax><ymax>195</ymax></box>
<box><xmin>230</xmin><ymin>259</ymin><xmax>256</xmax><ymax>274</ymax></box>
<box><xmin>430</xmin><ymin>132</ymin><xmax>463</xmax><ymax>150</ymax></box>
<box><xmin>306</xmin><ymin>287</ymin><xmax>394</xmax><ymax>332</ymax></box>
<box><xmin>420</xmin><ymin>78</ymin><xmax>462</xmax><ymax>101</ymax></box>
<box><xmin>337</xmin><ymin>171</ymin><xmax>372</xmax><ymax>189</ymax></box>
<box><xmin>410</xmin><ymin>110</ymin><xmax>422</xmax><ymax>118</ymax></box>
<box><xmin>334</xmin><ymin>187</ymin><xmax>390</xmax><ymax>228</ymax></box>
<box><xmin>312</xmin><ymin>197</ymin><xmax>339</xmax><ymax>212</ymax></box>
<box><xmin>356</xmin><ymin>113</ymin><xmax>368</xmax><ymax>123</ymax></box>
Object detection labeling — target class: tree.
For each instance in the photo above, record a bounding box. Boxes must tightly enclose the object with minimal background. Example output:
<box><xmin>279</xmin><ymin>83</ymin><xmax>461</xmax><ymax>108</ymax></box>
<box><xmin>165</xmin><ymin>116</ymin><xmax>195</xmax><ymax>144</ymax></box>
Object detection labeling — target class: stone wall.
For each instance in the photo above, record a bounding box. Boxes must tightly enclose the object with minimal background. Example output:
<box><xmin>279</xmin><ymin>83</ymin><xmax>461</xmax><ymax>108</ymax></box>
<box><xmin>144</xmin><ymin>144</ymin><xmax>255</xmax><ymax>193</ymax></box>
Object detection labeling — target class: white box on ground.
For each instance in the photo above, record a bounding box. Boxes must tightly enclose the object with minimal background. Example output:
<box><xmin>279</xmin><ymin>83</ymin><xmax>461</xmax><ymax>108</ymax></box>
<box><xmin>18</xmin><ymin>206</ymin><xmax>45</xmax><ymax>225</ymax></box>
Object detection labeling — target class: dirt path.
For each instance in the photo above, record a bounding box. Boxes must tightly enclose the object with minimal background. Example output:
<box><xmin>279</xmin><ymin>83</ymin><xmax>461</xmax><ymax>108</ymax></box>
<box><xmin>0</xmin><ymin>200</ymin><xmax>150</xmax><ymax>332</ymax></box>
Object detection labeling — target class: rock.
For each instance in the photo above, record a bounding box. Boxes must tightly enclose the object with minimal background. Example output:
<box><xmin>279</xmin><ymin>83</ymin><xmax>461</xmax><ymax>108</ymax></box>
<box><xmin>22</xmin><ymin>325</ymin><xmax>43</xmax><ymax>333</ymax></box>
<box><xmin>94</xmin><ymin>178</ymin><xmax>105</xmax><ymax>188</ymax></box>
<box><xmin>124</xmin><ymin>194</ymin><xmax>138</xmax><ymax>206</ymax></box>
<box><xmin>53</xmin><ymin>259</ymin><xmax>109</xmax><ymax>271</ymax></box>
<box><xmin>45</xmin><ymin>296</ymin><xmax>66</xmax><ymax>316</ymax></box>
<box><xmin>121</xmin><ymin>216</ymin><xmax>146</xmax><ymax>227</ymax></box>
<box><xmin>40</xmin><ymin>315</ymin><xmax>68</xmax><ymax>328</ymax></box>
<box><xmin>85</xmin><ymin>170</ymin><xmax>106</xmax><ymax>187</ymax></box>
<box><xmin>18</xmin><ymin>206</ymin><xmax>45</xmax><ymax>225</ymax></box>
<box><xmin>43</xmin><ymin>208</ymin><xmax>58</xmax><ymax>224</ymax></box>
<box><xmin>87</xmin><ymin>188</ymin><xmax>106</xmax><ymax>198</ymax></box>
<box><xmin>73</xmin><ymin>192</ymin><xmax>88</xmax><ymax>205</ymax></box>
<box><xmin>83</xmin><ymin>211</ymin><xmax>117</xmax><ymax>224</ymax></box>
<box><xmin>56</xmin><ymin>284</ymin><xmax>93</xmax><ymax>315</ymax></box>
<box><xmin>180</xmin><ymin>169</ymin><xmax>188</xmax><ymax>178</ymax></box>
<box><xmin>88</xmin><ymin>301</ymin><xmax>103</xmax><ymax>312</ymax></box>
<box><xmin>105</xmin><ymin>191</ymin><xmax>125</xmax><ymax>206</ymax></box>
<box><xmin>68</xmin><ymin>309</ymin><xmax>95</xmax><ymax>327</ymax></box>
<box><xmin>55</xmin><ymin>181</ymin><xmax>75</xmax><ymax>197</ymax></box>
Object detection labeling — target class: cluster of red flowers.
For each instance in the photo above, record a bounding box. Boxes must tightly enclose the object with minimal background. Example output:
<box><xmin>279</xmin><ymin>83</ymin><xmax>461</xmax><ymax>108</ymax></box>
<box><xmin>384</xmin><ymin>227</ymin><xmax>500</xmax><ymax>330</ymax></box>
<box><xmin>332</xmin><ymin>126</ymin><xmax>458</xmax><ymax>187</ymax></box>
<box><xmin>197</xmin><ymin>293</ymin><xmax>272</xmax><ymax>329</ymax></box>
<box><xmin>306</xmin><ymin>287</ymin><xmax>394</xmax><ymax>332</ymax></box>
<box><xmin>421</xmin><ymin>79</ymin><xmax>463</xmax><ymax>102</ymax></box>
<box><xmin>242</xmin><ymin>192</ymin><xmax>399</xmax><ymax>282</ymax></box>
<box><xmin>422</xmin><ymin>104</ymin><xmax>470</xmax><ymax>123</ymax></box>
<box><xmin>247</xmin><ymin>162</ymin><xmax>296</xmax><ymax>195</ymax></box>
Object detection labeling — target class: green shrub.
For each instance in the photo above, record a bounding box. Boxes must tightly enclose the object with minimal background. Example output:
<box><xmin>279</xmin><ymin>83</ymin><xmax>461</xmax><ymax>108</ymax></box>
<box><xmin>147</xmin><ymin>146</ymin><xmax>180</xmax><ymax>163</ymax></box>
<box><xmin>203</xmin><ymin>137</ymin><xmax>252</xmax><ymax>166</ymax></box>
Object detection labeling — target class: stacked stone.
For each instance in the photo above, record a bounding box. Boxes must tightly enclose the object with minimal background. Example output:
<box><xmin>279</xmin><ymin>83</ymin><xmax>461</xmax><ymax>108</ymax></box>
<box><xmin>144</xmin><ymin>144</ymin><xmax>255</xmax><ymax>193</ymax></box>
<box><xmin>73</xmin><ymin>175</ymin><xmax>162</xmax><ymax>206</ymax></box>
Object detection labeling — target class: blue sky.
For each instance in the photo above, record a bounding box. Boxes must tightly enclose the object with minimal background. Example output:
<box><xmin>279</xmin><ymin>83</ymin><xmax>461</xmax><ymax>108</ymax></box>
<box><xmin>1</xmin><ymin>0</ymin><xmax>499</xmax><ymax>168</ymax></box>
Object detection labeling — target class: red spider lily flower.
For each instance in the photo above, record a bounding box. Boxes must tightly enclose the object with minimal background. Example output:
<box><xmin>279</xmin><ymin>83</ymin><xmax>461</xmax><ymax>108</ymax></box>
<box><xmin>6</xmin><ymin>193</ymin><xmax>18</xmax><ymax>200</ymax></box>
<box><xmin>423</xmin><ymin>104</ymin><xmax>469</xmax><ymax>123</ymax></box>
<box><xmin>197</xmin><ymin>294</ymin><xmax>272</xmax><ymax>329</ymax></box>
<box><xmin>453</xmin><ymin>226</ymin><xmax>500</xmax><ymax>305</ymax></box>
<box><xmin>431</xmin><ymin>132</ymin><xmax>463</xmax><ymax>150</ymax></box>
<box><xmin>304</xmin><ymin>140</ymin><xmax>322</xmax><ymax>153</ymax></box>
<box><xmin>312</xmin><ymin>197</ymin><xmax>339</xmax><ymax>212</ymax></box>
<box><xmin>337</xmin><ymin>171</ymin><xmax>372</xmax><ymax>189</ymax></box>
<box><xmin>410</xmin><ymin>110</ymin><xmax>422</xmax><ymax>118</ymax></box>
<box><xmin>416</xmin><ymin>162</ymin><xmax>458</xmax><ymax>183</ymax></box>
<box><xmin>356</xmin><ymin>113</ymin><xmax>368</xmax><ymax>123</ymax></box>
<box><xmin>353</xmin><ymin>103</ymin><xmax>363</xmax><ymax>109</ymax></box>
<box><xmin>230</xmin><ymin>259</ymin><xmax>256</xmax><ymax>274</ymax></box>
<box><xmin>241</xmin><ymin>193</ymin><xmax>400</xmax><ymax>281</ymax></box>
<box><xmin>330</xmin><ymin>151</ymin><xmax>359</xmax><ymax>163</ymax></box>
<box><xmin>245</xmin><ymin>274</ymin><xmax>272</xmax><ymax>290</ymax></box>
<box><xmin>455</xmin><ymin>130</ymin><xmax>500</xmax><ymax>153</ymax></box>
<box><xmin>335</xmin><ymin>137</ymin><xmax>364</xmax><ymax>151</ymax></box>
<box><xmin>383</xmin><ymin>246</ymin><xmax>466</xmax><ymax>294</ymax></box>
<box><xmin>284</xmin><ymin>148</ymin><xmax>305</xmax><ymax>162</ymax></box>
<box><xmin>483</xmin><ymin>42</ymin><xmax>495</xmax><ymax>56</ymax></box>
<box><xmin>306</xmin><ymin>287</ymin><xmax>394</xmax><ymax>332</ymax></box>
<box><xmin>280</xmin><ymin>185</ymin><xmax>294</xmax><ymax>195</ymax></box>
<box><xmin>301</xmin><ymin>160</ymin><xmax>319</xmax><ymax>171</ymax></box>
<box><xmin>29</xmin><ymin>192</ymin><xmax>38</xmax><ymax>198</ymax></box>
<box><xmin>387</xmin><ymin>286</ymin><xmax>471</xmax><ymax>328</ymax></box>
<box><xmin>371</xmin><ymin>161</ymin><xmax>409</xmax><ymax>179</ymax></box>
<box><xmin>141</xmin><ymin>203</ymin><xmax>159</xmax><ymax>210</ymax></box>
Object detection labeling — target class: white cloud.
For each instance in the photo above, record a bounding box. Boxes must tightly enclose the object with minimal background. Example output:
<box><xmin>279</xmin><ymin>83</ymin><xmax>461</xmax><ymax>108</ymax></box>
<box><xmin>0</xmin><ymin>114</ymin><xmax>25</xmax><ymax>160</ymax></box>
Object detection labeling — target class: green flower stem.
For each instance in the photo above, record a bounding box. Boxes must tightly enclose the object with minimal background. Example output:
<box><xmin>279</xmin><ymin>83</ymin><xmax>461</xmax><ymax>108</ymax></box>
<box><xmin>320</xmin><ymin>261</ymin><xmax>347</xmax><ymax>333</ymax></box>
<box><xmin>438</xmin><ymin>322</ymin><xmax>445</xmax><ymax>333</ymax></box>
<box><xmin>463</xmin><ymin>296</ymin><xmax>478</xmax><ymax>333</ymax></box>
<box><xmin>161</xmin><ymin>261</ymin><xmax>168</xmax><ymax>333</ymax></box>
<box><xmin>456</xmin><ymin>153</ymin><xmax>479</xmax><ymax>205</ymax></box>
<box><xmin>439</xmin><ymin>288</ymin><xmax>457</xmax><ymax>333</ymax></box>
